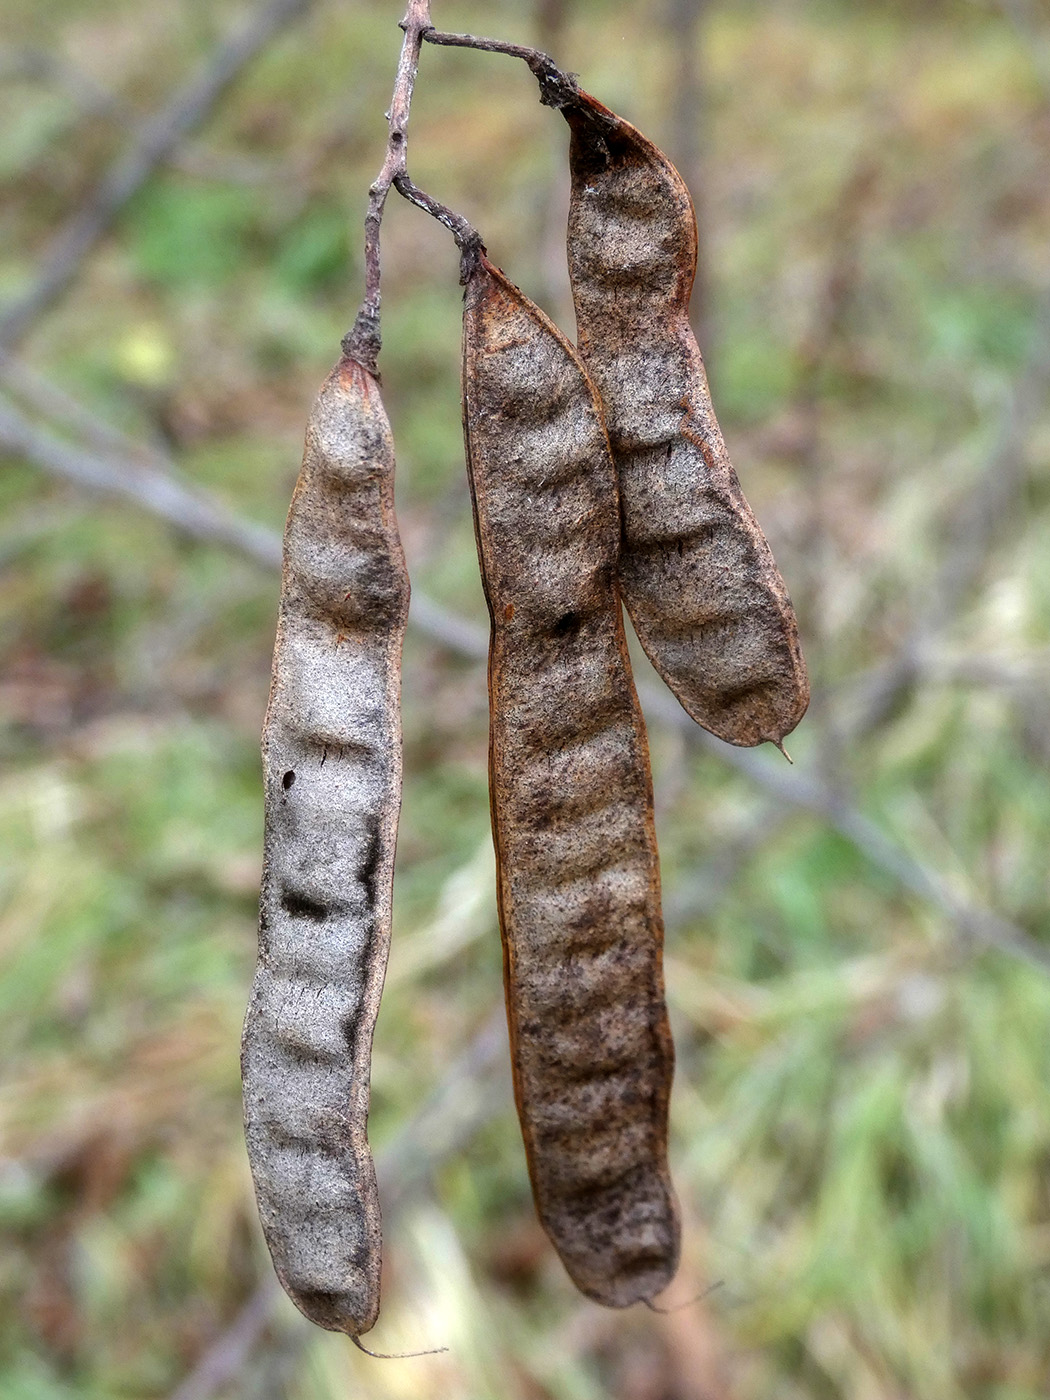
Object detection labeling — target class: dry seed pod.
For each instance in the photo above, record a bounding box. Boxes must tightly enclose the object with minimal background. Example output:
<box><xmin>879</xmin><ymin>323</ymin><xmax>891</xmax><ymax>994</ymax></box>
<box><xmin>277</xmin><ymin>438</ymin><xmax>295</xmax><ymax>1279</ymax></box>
<box><xmin>462</xmin><ymin>252</ymin><xmax>680</xmax><ymax>1308</ymax></box>
<box><xmin>241</xmin><ymin>355</ymin><xmax>409</xmax><ymax>1337</ymax></box>
<box><xmin>564</xmin><ymin>89</ymin><xmax>808</xmax><ymax>748</ymax></box>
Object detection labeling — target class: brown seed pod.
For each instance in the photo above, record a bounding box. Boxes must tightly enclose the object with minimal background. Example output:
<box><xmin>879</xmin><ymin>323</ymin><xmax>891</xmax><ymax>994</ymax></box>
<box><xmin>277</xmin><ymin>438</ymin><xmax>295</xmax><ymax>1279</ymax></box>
<box><xmin>462</xmin><ymin>252</ymin><xmax>680</xmax><ymax>1308</ymax></box>
<box><xmin>241</xmin><ymin>356</ymin><xmax>409</xmax><ymax>1338</ymax></box>
<box><xmin>563</xmin><ymin>89</ymin><xmax>809</xmax><ymax>748</ymax></box>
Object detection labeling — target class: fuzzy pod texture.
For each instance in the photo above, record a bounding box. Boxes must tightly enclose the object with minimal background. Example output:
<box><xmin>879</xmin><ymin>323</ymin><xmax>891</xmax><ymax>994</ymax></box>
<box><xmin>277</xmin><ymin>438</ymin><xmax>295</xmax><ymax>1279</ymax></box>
<box><xmin>462</xmin><ymin>253</ymin><xmax>680</xmax><ymax>1308</ymax></box>
<box><xmin>563</xmin><ymin>89</ymin><xmax>809</xmax><ymax>748</ymax></box>
<box><xmin>242</xmin><ymin>356</ymin><xmax>409</xmax><ymax>1337</ymax></box>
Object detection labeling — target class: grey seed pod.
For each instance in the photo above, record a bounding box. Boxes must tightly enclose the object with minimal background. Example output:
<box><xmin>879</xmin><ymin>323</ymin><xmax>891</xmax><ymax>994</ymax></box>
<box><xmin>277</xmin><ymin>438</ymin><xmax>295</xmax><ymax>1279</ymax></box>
<box><xmin>242</xmin><ymin>356</ymin><xmax>409</xmax><ymax>1338</ymax></box>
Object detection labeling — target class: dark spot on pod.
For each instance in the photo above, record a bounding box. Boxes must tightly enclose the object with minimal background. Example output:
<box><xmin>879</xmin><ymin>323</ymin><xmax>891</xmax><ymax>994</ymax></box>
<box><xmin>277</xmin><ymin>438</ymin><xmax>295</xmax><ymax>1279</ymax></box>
<box><xmin>280</xmin><ymin>889</ymin><xmax>328</xmax><ymax>922</ymax></box>
<box><xmin>340</xmin><ymin>1009</ymin><xmax>357</xmax><ymax>1050</ymax></box>
<box><xmin>283</xmin><ymin>770</ymin><xmax>296</xmax><ymax>790</ymax></box>
<box><xmin>358</xmin><ymin>822</ymin><xmax>382</xmax><ymax>907</ymax></box>
<box><xmin>552</xmin><ymin>611</ymin><xmax>582</xmax><ymax>638</ymax></box>
<box><xmin>294</xmin><ymin>1290</ymin><xmax>352</xmax><ymax>1332</ymax></box>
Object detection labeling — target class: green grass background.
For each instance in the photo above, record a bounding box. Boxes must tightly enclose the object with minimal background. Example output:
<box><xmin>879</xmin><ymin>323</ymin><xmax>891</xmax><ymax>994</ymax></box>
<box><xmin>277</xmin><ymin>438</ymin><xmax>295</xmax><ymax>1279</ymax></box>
<box><xmin>2</xmin><ymin>0</ymin><xmax>1049</xmax><ymax>1395</ymax></box>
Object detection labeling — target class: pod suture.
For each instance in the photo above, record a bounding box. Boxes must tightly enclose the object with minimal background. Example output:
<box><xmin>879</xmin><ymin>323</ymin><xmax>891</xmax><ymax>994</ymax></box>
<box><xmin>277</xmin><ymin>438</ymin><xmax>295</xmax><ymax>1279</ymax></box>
<box><xmin>241</xmin><ymin>355</ymin><xmax>409</xmax><ymax>1339</ymax></box>
<box><xmin>462</xmin><ymin>253</ymin><xmax>680</xmax><ymax>1307</ymax></box>
<box><xmin>563</xmin><ymin>87</ymin><xmax>809</xmax><ymax>749</ymax></box>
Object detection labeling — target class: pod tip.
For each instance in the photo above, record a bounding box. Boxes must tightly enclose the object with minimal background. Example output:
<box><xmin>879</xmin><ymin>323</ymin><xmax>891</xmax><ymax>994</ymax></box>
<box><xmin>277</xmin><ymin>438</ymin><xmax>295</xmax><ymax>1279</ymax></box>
<box><xmin>351</xmin><ymin>1334</ymin><xmax>449</xmax><ymax>1361</ymax></box>
<box><xmin>772</xmin><ymin>739</ymin><xmax>793</xmax><ymax>764</ymax></box>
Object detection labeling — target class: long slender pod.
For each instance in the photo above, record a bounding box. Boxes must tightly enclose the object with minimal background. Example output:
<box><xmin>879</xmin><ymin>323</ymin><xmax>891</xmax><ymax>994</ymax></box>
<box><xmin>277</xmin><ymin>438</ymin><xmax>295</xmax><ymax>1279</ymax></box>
<box><xmin>462</xmin><ymin>252</ymin><xmax>680</xmax><ymax>1307</ymax></box>
<box><xmin>241</xmin><ymin>356</ymin><xmax>409</xmax><ymax>1337</ymax></box>
<box><xmin>563</xmin><ymin>89</ymin><xmax>808</xmax><ymax>748</ymax></box>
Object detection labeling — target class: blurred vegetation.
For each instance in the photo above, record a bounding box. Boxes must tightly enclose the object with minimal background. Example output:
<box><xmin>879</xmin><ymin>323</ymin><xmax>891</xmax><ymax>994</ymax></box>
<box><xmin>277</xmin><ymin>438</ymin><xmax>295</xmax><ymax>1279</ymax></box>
<box><xmin>1</xmin><ymin>0</ymin><xmax>1049</xmax><ymax>1396</ymax></box>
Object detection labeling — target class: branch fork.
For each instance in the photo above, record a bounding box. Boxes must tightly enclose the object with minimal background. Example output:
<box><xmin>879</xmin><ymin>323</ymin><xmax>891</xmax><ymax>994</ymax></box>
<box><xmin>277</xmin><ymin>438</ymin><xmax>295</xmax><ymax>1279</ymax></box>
<box><xmin>342</xmin><ymin>3</ymin><xmax>578</xmax><ymax>373</ymax></box>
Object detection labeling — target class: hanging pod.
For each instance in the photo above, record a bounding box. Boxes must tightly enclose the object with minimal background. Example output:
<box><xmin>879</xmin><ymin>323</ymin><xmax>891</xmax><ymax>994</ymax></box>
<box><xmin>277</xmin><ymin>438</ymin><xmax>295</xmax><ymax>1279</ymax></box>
<box><xmin>563</xmin><ymin>88</ymin><xmax>809</xmax><ymax>749</ymax></box>
<box><xmin>242</xmin><ymin>356</ymin><xmax>409</xmax><ymax>1339</ymax></box>
<box><xmin>462</xmin><ymin>252</ymin><xmax>680</xmax><ymax>1307</ymax></box>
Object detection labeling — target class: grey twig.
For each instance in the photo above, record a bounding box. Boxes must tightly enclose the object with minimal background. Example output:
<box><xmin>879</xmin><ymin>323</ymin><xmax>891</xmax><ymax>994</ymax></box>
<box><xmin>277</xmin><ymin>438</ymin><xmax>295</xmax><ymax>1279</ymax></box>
<box><xmin>392</xmin><ymin>170</ymin><xmax>483</xmax><ymax>281</ymax></box>
<box><xmin>639</xmin><ymin>681</ymin><xmax>1050</xmax><ymax>975</ymax></box>
<box><xmin>0</xmin><ymin>0</ymin><xmax>315</xmax><ymax>352</ymax></box>
<box><xmin>343</xmin><ymin>0</ymin><xmax>435</xmax><ymax>371</ymax></box>
<box><xmin>0</xmin><ymin>47</ymin><xmax>130</xmax><ymax>121</ymax></box>
<box><xmin>423</xmin><ymin>27</ymin><xmax>579</xmax><ymax>108</ymax></box>
<box><xmin>167</xmin><ymin>1277</ymin><xmax>282</xmax><ymax>1400</ymax></box>
<box><xmin>0</xmin><ymin>390</ymin><xmax>486</xmax><ymax>657</ymax></box>
<box><xmin>344</xmin><ymin>1</ymin><xmax>486</xmax><ymax>369</ymax></box>
<box><xmin>0</xmin><ymin>355</ymin><xmax>172</xmax><ymax>469</ymax></box>
<box><xmin>0</xmin><ymin>395</ymin><xmax>282</xmax><ymax>571</ymax></box>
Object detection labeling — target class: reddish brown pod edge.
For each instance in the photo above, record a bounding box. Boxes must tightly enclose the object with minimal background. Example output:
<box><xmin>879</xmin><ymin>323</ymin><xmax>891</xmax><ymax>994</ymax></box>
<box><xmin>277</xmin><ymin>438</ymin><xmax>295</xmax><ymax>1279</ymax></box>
<box><xmin>563</xmin><ymin>87</ymin><xmax>809</xmax><ymax>750</ymax></box>
<box><xmin>462</xmin><ymin>253</ymin><xmax>681</xmax><ymax>1309</ymax></box>
<box><xmin>242</xmin><ymin>354</ymin><xmax>409</xmax><ymax>1340</ymax></box>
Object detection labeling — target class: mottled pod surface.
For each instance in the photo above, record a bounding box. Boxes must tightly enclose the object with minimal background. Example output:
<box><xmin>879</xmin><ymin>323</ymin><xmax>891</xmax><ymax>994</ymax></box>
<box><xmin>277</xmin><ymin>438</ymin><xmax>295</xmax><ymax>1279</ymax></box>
<box><xmin>462</xmin><ymin>254</ymin><xmax>680</xmax><ymax>1308</ymax></box>
<box><xmin>242</xmin><ymin>357</ymin><xmax>409</xmax><ymax>1337</ymax></box>
<box><xmin>564</xmin><ymin>89</ymin><xmax>809</xmax><ymax>748</ymax></box>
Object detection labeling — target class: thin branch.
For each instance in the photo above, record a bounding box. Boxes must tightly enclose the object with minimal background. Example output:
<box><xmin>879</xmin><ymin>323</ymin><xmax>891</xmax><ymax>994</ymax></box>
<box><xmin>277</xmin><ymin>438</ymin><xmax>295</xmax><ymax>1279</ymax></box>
<box><xmin>168</xmin><ymin>1277</ymin><xmax>282</xmax><ymax>1400</ymax></box>
<box><xmin>343</xmin><ymin>0</ymin><xmax>434</xmax><ymax>371</ymax></box>
<box><xmin>638</xmin><ymin>681</ymin><xmax>1050</xmax><ymax>975</ymax></box>
<box><xmin>0</xmin><ymin>390</ymin><xmax>488</xmax><ymax>656</ymax></box>
<box><xmin>423</xmin><ymin>27</ymin><xmax>579</xmax><ymax>108</ymax></box>
<box><xmin>377</xmin><ymin>23</ymin><xmax>585</xmax><ymax>290</ymax></box>
<box><xmin>344</xmin><ymin>4</ymin><xmax>490</xmax><ymax>368</ymax></box>
<box><xmin>0</xmin><ymin>46</ymin><xmax>130</xmax><ymax>122</ymax></box>
<box><xmin>0</xmin><ymin>355</ymin><xmax>172</xmax><ymax>470</ymax></box>
<box><xmin>392</xmin><ymin>171</ymin><xmax>484</xmax><ymax>282</ymax></box>
<box><xmin>662</xmin><ymin>804</ymin><xmax>791</xmax><ymax>931</ymax></box>
<box><xmin>0</xmin><ymin>396</ymin><xmax>282</xmax><ymax>572</ymax></box>
<box><xmin>0</xmin><ymin>0</ymin><xmax>315</xmax><ymax>353</ymax></box>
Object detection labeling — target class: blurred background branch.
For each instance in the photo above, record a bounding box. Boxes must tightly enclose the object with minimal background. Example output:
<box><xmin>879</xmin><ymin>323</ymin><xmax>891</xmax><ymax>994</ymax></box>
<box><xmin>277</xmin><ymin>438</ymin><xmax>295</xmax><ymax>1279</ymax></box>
<box><xmin>4</xmin><ymin>378</ymin><xmax>1043</xmax><ymax>973</ymax></box>
<box><xmin>0</xmin><ymin>0</ymin><xmax>316</xmax><ymax>352</ymax></box>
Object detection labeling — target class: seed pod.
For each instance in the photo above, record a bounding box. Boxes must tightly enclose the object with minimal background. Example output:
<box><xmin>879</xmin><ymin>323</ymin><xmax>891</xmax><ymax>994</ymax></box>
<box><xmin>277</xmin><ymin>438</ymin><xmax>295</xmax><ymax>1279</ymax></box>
<box><xmin>462</xmin><ymin>252</ymin><xmax>680</xmax><ymax>1308</ymax></box>
<box><xmin>563</xmin><ymin>89</ymin><xmax>808</xmax><ymax>748</ymax></box>
<box><xmin>241</xmin><ymin>356</ymin><xmax>409</xmax><ymax>1338</ymax></box>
